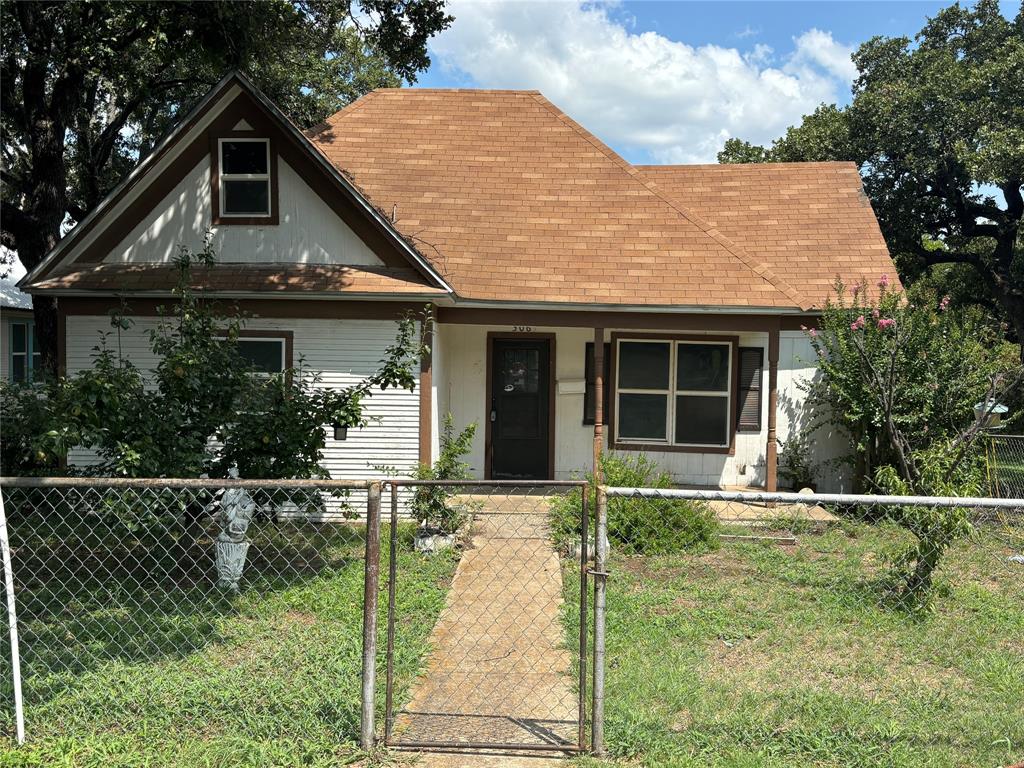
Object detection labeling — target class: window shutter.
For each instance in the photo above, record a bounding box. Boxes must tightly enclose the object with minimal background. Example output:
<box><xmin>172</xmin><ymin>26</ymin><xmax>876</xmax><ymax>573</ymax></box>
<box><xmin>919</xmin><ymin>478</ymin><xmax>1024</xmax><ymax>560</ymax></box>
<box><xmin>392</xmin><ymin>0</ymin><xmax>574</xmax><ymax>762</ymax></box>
<box><xmin>583</xmin><ymin>342</ymin><xmax>611</xmax><ymax>425</ymax></box>
<box><xmin>736</xmin><ymin>347</ymin><xmax>763</xmax><ymax>432</ymax></box>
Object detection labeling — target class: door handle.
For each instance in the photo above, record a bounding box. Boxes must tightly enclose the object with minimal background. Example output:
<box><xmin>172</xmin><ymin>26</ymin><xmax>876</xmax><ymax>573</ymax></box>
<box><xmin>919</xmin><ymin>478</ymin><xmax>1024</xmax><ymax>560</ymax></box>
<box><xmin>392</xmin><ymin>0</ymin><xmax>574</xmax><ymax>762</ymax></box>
<box><xmin>490</xmin><ymin>409</ymin><xmax>497</xmax><ymax>422</ymax></box>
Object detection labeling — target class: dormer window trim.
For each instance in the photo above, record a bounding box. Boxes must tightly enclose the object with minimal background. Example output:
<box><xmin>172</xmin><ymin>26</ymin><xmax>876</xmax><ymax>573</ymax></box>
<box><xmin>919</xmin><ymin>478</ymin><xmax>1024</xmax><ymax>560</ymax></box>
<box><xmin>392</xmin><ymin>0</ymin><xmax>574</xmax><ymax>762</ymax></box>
<box><xmin>210</xmin><ymin>133</ymin><xmax>279</xmax><ymax>226</ymax></box>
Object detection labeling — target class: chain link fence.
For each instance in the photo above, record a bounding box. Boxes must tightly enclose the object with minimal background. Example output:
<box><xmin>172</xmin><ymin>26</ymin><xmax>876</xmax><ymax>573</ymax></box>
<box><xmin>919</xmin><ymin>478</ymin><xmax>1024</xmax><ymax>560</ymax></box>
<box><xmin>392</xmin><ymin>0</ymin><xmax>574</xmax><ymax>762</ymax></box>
<box><xmin>4</xmin><ymin>477</ymin><xmax>1023</xmax><ymax>767</ymax></box>
<box><xmin>0</xmin><ymin>478</ymin><xmax>395</xmax><ymax>757</ymax></box>
<box><xmin>986</xmin><ymin>433</ymin><xmax>1024</xmax><ymax>498</ymax></box>
<box><xmin>594</xmin><ymin>487</ymin><xmax>1024</xmax><ymax>768</ymax></box>
<box><xmin>381</xmin><ymin>480</ymin><xmax>590</xmax><ymax>753</ymax></box>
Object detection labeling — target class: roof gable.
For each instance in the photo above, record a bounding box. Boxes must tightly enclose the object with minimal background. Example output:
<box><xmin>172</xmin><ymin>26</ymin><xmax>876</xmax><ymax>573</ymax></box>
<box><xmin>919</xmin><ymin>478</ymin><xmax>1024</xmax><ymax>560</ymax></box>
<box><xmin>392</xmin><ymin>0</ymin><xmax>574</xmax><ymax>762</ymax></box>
<box><xmin>22</xmin><ymin>73</ymin><xmax>451</xmax><ymax>295</ymax></box>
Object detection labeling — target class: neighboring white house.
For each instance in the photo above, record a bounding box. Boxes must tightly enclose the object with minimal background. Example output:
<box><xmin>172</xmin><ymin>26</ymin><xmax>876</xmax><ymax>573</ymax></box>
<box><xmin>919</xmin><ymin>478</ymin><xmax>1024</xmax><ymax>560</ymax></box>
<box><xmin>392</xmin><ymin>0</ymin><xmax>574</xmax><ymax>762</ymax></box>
<box><xmin>20</xmin><ymin>74</ymin><xmax>895</xmax><ymax>492</ymax></box>
<box><xmin>1</xmin><ymin>277</ymin><xmax>37</xmax><ymax>384</ymax></box>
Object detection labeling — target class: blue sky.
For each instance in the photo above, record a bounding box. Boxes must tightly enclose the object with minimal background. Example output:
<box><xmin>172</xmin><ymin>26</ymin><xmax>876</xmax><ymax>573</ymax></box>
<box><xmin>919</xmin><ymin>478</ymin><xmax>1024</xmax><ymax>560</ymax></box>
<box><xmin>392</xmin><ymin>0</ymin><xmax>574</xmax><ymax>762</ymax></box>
<box><xmin>418</xmin><ymin>1</ymin><xmax>1019</xmax><ymax>163</ymax></box>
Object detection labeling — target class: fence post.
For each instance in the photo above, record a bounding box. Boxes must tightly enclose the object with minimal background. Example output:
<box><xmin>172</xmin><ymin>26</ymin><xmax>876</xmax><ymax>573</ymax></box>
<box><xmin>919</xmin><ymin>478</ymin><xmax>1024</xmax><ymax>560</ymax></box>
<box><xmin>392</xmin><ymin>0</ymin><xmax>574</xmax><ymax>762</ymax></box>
<box><xmin>0</xmin><ymin>492</ymin><xmax>25</xmax><ymax>744</ymax></box>
<box><xmin>591</xmin><ymin>484</ymin><xmax>608</xmax><ymax>755</ymax></box>
<box><xmin>361</xmin><ymin>481</ymin><xmax>382</xmax><ymax>750</ymax></box>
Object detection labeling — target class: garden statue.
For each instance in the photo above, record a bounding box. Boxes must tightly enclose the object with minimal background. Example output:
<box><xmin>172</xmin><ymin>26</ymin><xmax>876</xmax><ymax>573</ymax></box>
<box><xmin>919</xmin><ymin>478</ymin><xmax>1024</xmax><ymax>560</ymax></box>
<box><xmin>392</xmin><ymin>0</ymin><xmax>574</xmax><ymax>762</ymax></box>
<box><xmin>214</xmin><ymin>468</ymin><xmax>256</xmax><ymax>593</ymax></box>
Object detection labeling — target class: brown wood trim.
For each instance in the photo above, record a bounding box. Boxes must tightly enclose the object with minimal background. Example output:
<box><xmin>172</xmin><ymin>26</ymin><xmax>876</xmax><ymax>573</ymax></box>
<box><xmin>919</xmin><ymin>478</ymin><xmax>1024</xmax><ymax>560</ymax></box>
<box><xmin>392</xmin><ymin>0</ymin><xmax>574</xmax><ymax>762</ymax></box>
<box><xmin>210</xmin><ymin>133</ymin><xmax>279</xmax><ymax>226</ymax></box>
<box><xmin>483</xmin><ymin>332</ymin><xmax>557</xmax><ymax>481</ymax></box>
<box><xmin>56</xmin><ymin>300</ymin><xmax>67</xmax><ymax>377</ymax></box>
<box><xmin>60</xmin><ymin>297</ymin><xmax>423</xmax><ymax>320</ymax></box>
<box><xmin>418</xmin><ymin>306</ymin><xmax>435</xmax><ymax>465</ymax></box>
<box><xmin>780</xmin><ymin>315</ymin><xmax>820</xmax><ymax>331</ymax></box>
<box><xmin>766</xmin><ymin>319</ymin><xmax>781</xmax><ymax>492</ymax></box>
<box><xmin>592</xmin><ymin>327</ymin><xmax>605</xmax><ymax>483</ymax></box>
<box><xmin>439</xmin><ymin>307</ymin><xmax>809</xmax><ymax>332</ymax></box>
<box><xmin>608</xmin><ymin>332</ymin><xmax>739</xmax><ymax>456</ymax></box>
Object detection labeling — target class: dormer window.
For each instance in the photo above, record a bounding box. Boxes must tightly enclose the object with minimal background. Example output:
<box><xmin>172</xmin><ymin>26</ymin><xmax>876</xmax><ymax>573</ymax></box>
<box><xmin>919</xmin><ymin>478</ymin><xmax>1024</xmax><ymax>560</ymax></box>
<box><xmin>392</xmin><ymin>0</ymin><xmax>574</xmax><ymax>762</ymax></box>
<box><xmin>218</xmin><ymin>138</ymin><xmax>272</xmax><ymax>217</ymax></box>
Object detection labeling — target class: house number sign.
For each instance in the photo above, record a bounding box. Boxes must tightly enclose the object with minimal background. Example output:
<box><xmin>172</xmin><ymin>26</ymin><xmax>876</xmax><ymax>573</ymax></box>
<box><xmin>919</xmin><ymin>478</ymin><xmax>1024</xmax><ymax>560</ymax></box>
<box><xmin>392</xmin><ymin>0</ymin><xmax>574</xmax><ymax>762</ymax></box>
<box><xmin>512</xmin><ymin>325</ymin><xmax>533</xmax><ymax>333</ymax></box>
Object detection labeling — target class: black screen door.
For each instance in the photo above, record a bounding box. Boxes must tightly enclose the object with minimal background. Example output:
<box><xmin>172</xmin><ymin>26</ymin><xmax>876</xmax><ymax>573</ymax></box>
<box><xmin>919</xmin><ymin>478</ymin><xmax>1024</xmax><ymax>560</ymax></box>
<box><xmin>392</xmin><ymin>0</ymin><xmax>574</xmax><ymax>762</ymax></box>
<box><xmin>489</xmin><ymin>338</ymin><xmax>551</xmax><ymax>480</ymax></box>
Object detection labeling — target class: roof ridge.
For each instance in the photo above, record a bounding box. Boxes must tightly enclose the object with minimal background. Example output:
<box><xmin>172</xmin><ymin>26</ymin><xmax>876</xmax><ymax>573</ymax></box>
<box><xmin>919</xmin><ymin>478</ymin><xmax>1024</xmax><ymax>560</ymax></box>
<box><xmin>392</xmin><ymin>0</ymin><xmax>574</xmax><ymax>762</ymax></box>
<box><xmin>527</xmin><ymin>93</ymin><xmax>811</xmax><ymax>311</ymax></box>
<box><xmin>307</xmin><ymin>90</ymin><xmax>380</xmax><ymax>139</ymax></box>
<box><xmin>368</xmin><ymin>87</ymin><xmax>543</xmax><ymax>95</ymax></box>
<box><xmin>636</xmin><ymin>161</ymin><xmax>856</xmax><ymax>170</ymax></box>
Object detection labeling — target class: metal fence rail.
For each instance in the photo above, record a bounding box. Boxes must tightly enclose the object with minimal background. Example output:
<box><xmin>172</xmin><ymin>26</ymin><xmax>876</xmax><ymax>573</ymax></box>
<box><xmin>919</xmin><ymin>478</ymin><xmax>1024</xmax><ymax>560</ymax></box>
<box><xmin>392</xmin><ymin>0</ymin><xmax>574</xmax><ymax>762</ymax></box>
<box><xmin>597</xmin><ymin>485</ymin><xmax>1024</xmax><ymax>767</ymax></box>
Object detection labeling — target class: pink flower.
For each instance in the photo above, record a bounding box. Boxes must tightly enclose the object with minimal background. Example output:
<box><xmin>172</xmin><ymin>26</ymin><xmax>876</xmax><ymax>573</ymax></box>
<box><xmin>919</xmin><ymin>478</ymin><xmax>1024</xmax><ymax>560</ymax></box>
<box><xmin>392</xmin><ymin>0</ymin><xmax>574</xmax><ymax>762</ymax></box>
<box><xmin>939</xmin><ymin>295</ymin><xmax>951</xmax><ymax>312</ymax></box>
<box><xmin>852</xmin><ymin>284</ymin><xmax>861</xmax><ymax>298</ymax></box>
<box><xmin>808</xmin><ymin>328</ymin><xmax>818</xmax><ymax>338</ymax></box>
<box><xmin>850</xmin><ymin>315</ymin><xmax>866</xmax><ymax>331</ymax></box>
<box><xmin>878</xmin><ymin>274</ymin><xmax>890</xmax><ymax>289</ymax></box>
<box><xmin>872</xmin><ymin>308</ymin><xmax>880</xmax><ymax>319</ymax></box>
<box><xmin>877</xmin><ymin>317</ymin><xmax>895</xmax><ymax>330</ymax></box>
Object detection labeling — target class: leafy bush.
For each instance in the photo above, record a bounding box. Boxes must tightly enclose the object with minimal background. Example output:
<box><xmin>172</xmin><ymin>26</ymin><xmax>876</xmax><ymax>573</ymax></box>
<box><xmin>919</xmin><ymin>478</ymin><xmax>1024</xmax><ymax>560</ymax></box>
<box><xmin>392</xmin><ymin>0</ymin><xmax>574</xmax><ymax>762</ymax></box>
<box><xmin>379</xmin><ymin>415</ymin><xmax>477</xmax><ymax>534</ymax></box>
<box><xmin>0</xmin><ymin>240</ymin><xmax>429</xmax><ymax>482</ymax></box>
<box><xmin>777</xmin><ymin>429</ymin><xmax>817</xmax><ymax>490</ymax></box>
<box><xmin>549</xmin><ymin>453</ymin><xmax>719</xmax><ymax>555</ymax></box>
<box><xmin>806</xmin><ymin>276</ymin><xmax>1021</xmax><ymax>605</ymax></box>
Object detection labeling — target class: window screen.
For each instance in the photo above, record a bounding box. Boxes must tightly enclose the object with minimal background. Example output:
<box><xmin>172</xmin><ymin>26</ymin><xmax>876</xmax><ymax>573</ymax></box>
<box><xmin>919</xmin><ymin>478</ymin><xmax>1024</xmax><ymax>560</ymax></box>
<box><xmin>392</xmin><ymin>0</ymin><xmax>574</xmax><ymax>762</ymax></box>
<box><xmin>237</xmin><ymin>339</ymin><xmax>285</xmax><ymax>373</ymax></box>
<box><xmin>219</xmin><ymin>139</ymin><xmax>271</xmax><ymax>216</ymax></box>
<box><xmin>614</xmin><ymin>338</ymin><xmax>734</xmax><ymax>448</ymax></box>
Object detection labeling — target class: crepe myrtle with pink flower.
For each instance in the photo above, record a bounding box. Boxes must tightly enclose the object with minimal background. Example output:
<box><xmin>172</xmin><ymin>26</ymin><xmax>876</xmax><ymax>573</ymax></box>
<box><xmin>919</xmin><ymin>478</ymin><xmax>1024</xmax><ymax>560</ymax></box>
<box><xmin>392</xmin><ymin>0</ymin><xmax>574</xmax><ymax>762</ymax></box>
<box><xmin>800</xmin><ymin>275</ymin><xmax>1022</xmax><ymax>602</ymax></box>
<box><xmin>801</xmin><ymin>275</ymin><xmax>1021</xmax><ymax>496</ymax></box>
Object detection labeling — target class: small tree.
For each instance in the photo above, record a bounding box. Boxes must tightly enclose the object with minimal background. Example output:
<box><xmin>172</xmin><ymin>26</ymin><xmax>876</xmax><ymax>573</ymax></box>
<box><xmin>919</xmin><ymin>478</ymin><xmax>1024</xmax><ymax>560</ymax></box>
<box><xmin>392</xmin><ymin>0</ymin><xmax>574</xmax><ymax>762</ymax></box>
<box><xmin>0</xmin><ymin>242</ymin><xmax>429</xmax><ymax>483</ymax></box>
<box><xmin>805</xmin><ymin>276</ymin><xmax>1021</xmax><ymax>605</ymax></box>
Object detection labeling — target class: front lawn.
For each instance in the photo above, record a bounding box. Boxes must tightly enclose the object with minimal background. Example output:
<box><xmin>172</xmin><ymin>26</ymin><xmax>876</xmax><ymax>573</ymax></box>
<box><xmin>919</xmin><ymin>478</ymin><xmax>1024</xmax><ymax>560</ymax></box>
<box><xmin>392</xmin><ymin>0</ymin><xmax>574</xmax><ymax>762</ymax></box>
<box><xmin>565</xmin><ymin>521</ymin><xmax>1024</xmax><ymax>768</ymax></box>
<box><xmin>0</xmin><ymin>522</ymin><xmax>456</xmax><ymax>768</ymax></box>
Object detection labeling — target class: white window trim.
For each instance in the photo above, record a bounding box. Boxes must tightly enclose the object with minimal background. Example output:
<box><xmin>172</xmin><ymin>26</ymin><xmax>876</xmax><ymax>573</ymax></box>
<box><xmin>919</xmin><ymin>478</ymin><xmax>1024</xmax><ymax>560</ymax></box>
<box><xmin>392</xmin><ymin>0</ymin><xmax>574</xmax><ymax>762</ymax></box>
<box><xmin>218</xmin><ymin>138</ymin><xmax>272</xmax><ymax>218</ymax></box>
<box><xmin>214</xmin><ymin>335</ymin><xmax>287</xmax><ymax>375</ymax></box>
<box><xmin>614</xmin><ymin>338</ymin><xmax>733</xmax><ymax>449</ymax></box>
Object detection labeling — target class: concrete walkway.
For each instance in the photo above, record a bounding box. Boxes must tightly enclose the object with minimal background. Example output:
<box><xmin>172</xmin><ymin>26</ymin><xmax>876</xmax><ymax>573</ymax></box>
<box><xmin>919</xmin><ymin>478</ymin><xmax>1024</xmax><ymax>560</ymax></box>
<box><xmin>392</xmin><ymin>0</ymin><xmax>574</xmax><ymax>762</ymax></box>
<box><xmin>391</xmin><ymin>493</ymin><xmax>578</xmax><ymax>760</ymax></box>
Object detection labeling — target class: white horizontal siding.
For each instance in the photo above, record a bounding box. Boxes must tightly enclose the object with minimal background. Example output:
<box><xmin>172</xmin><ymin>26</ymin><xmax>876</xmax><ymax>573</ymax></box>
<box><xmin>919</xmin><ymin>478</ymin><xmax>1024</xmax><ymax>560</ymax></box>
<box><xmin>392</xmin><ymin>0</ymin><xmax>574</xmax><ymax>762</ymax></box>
<box><xmin>64</xmin><ymin>316</ymin><xmax>420</xmax><ymax>484</ymax></box>
<box><xmin>103</xmin><ymin>157</ymin><xmax>382</xmax><ymax>266</ymax></box>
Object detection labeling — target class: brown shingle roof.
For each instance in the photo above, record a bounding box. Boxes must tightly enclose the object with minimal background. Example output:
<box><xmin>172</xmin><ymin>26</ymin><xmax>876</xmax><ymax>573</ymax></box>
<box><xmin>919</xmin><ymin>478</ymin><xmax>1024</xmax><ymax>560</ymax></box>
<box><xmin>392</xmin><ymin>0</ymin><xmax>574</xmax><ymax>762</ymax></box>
<box><xmin>311</xmin><ymin>89</ymin><xmax>816</xmax><ymax>309</ymax></box>
<box><xmin>31</xmin><ymin>263</ymin><xmax>446</xmax><ymax>296</ymax></box>
<box><xmin>635</xmin><ymin>163</ymin><xmax>897</xmax><ymax>305</ymax></box>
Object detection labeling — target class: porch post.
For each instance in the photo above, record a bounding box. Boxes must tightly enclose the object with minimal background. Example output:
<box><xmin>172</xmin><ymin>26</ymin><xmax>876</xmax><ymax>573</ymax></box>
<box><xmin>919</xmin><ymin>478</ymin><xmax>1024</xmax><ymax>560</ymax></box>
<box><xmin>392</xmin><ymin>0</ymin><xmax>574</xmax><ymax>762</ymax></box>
<box><xmin>766</xmin><ymin>319</ymin><xmax>780</xmax><ymax>492</ymax></box>
<box><xmin>418</xmin><ymin>305</ymin><xmax>435</xmax><ymax>466</ymax></box>
<box><xmin>593</xmin><ymin>327</ymin><xmax>605</xmax><ymax>483</ymax></box>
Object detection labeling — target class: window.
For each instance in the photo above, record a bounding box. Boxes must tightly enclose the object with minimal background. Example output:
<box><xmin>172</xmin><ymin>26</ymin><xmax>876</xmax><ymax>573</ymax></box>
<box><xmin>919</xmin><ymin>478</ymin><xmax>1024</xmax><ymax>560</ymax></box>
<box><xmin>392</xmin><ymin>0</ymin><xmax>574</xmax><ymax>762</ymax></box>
<box><xmin>614</xmin><ymin>338</ymin><xmax>733</xmax><ymax>449</ymax></box>
<box><xmin>583</xmin><ymin>342</ymin><xmax>611</xmax><ymax>425</ymax></box>
<box><xmin>218</xmin><ymin>138</ymin><xmax>271</xmax><ymax>217</ymax></box>
<box><xmin>9</xmin><ymin>320</ymin><xmax>40</xmax><ymax>382</ymax></box>
<box><xmin>736</xmin><ymin>347</ymin><xmax>764</xmax><ymax>432</ymax></box>
<box><xmin>236</xmin><ymin>338</ymin><xmax>286</xmax><ymax>374</ymax></box>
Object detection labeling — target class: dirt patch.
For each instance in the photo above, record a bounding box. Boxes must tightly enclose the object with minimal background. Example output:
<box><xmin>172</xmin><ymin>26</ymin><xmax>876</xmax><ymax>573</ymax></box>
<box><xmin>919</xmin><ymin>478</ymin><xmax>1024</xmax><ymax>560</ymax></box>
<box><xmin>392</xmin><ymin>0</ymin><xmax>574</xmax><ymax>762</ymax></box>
<box><xmin>702</xmin><ymin>629</ymin><xmax>976</xmax><ymax>700</ymax></box>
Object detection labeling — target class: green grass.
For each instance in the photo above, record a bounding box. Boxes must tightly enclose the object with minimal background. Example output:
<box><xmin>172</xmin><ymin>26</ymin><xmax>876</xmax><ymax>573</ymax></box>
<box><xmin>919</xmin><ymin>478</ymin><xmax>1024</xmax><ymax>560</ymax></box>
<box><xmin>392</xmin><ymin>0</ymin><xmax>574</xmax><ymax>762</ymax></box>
<box><xmin>564</xmin><ymin>521</ymin><xmax>1024</xmax><ymax>768</ymax></box>
<box><xmin>0</xmin><ymin>521</ymin><xmax>457</xmax><ymax>767</ymax></box>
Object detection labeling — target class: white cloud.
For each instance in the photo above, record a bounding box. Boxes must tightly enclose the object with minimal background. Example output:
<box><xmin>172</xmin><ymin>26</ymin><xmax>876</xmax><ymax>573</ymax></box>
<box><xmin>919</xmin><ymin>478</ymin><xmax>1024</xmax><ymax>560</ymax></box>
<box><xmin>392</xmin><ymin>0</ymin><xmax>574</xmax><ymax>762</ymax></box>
<box><xmin>429</xmin><ymin>1</ymin><xmax>856</xmax><ymax>163</ymax></box>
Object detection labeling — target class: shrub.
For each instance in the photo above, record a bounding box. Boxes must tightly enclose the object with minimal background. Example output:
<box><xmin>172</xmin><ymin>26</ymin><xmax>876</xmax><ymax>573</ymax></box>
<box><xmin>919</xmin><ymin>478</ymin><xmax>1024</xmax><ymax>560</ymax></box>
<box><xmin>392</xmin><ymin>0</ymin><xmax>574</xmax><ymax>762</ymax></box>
<box><xmin>0</xmin><ymin>240</ymin><xmax>429</xmax><ymax>482</ymax></box>
<box><xmin>549</xmin><ymin>453</ymin><xmax>719</xmax><ymax>555</ymax></box>
<box><xmin>378</xmin><ymin>415</ymin><xmax>478</xmax><ymax>534</ymax></box>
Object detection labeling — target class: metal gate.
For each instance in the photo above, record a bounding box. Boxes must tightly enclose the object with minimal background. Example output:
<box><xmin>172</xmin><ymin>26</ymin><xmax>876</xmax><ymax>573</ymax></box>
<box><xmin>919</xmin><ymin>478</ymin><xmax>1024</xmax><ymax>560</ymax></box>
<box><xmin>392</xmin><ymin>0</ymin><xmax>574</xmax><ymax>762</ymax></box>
<box><xmin>381</xmin><ymin>480</ymin><xmax>593</xmax><ymax>753</ymax></box>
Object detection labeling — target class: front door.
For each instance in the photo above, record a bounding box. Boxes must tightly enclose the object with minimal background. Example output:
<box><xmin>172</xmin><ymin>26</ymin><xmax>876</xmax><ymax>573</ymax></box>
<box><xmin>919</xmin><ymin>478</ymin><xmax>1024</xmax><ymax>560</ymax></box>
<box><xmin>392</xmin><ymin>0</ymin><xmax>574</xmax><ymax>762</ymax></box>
<box><xmin>489</xmin><ymin>337</ymin><xmax>552</xmax><ymax>479</ymax></box>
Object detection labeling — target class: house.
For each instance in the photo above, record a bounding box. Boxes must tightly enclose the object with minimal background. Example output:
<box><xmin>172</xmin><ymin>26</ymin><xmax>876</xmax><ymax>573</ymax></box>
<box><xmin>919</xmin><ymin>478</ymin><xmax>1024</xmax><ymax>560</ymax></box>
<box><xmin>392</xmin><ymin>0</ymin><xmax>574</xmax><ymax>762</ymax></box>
<box><xmin>19</xmin><ymin>73</ymin><xmax>896</xmax><ymax>492</ymax></box>
<box><xmin>1</xmin><ymin>277</ymin><xmax>37</xmax><ymax>383</ymax></box>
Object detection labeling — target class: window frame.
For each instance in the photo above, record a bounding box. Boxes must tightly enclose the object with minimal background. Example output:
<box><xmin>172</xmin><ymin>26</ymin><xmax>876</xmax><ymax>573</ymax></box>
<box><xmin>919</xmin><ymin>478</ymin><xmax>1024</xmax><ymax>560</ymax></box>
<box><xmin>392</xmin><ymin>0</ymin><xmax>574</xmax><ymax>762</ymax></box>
<box><xmin>9</xmin><ymin>319</ymin><xmax>40</xmax><ymax>383</ymax></box>
<box><xmin>212</xmin><ymin>136</ymin><xmax>278</xmax><ymax>225</ymax></box>
<box><xmin>214</xmin><ymin>330</ymin><xmax>293</xmax><ymax>376</ymax></box>
<box><xmin>609</xmin><ymin>333</ymin><xmax>739</xmax><ymax>455</ymax></box>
